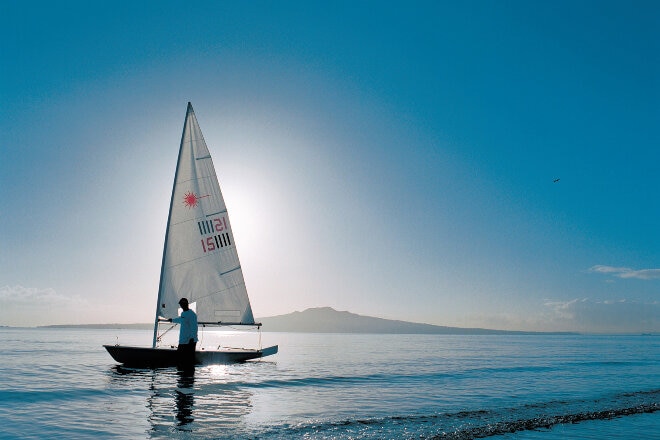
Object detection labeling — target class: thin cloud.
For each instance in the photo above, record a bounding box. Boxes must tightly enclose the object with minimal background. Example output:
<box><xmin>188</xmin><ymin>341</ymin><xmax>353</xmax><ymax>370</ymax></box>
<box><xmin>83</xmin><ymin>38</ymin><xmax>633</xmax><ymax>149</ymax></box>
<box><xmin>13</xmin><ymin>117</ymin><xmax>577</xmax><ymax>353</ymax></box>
<box><xmin>463</xmin><ymin>296</ymin><xmax>659</xmax><ymax>333</ymax></box>
<box><xmin>589</xmin><ymin>265</ymin><xmax>660</xmax><ymax>280</ymax></box>
<box><xmin>0</xmin><ymin>285</ymin><xmax>76</xmax><ymax>304</ymax></box>
<box><xmin>0</xmin><ymin>285</ymin><xmax>91</xmax><ymax>327</ymax></box>
<box><xmin>618</xmin><ymin>269</ymin><xmax>660</xmax><ymax>280</ymax></box>
<box><xmin>543</xmin><ymin>298</ymin><xmax>659</xmax><ymax>333</ymax></box>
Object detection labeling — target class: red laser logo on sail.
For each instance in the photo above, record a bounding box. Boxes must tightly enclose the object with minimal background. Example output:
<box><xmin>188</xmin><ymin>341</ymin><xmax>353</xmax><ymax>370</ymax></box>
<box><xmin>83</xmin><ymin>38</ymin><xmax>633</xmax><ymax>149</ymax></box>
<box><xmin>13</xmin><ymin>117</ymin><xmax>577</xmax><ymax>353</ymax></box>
<box><xmin>183</xmin><ymin>191</ymin><xmax>209</xmax><ymax>208</ymax></box>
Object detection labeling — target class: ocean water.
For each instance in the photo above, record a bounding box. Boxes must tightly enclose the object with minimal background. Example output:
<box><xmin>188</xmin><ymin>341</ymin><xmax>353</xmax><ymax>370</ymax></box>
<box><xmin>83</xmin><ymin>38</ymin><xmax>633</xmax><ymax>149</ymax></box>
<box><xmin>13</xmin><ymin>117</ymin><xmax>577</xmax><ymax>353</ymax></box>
<box><xmin>0</xmin><ymin>328</ymin><xmax>657</xmax><ymax>439</ymax></box>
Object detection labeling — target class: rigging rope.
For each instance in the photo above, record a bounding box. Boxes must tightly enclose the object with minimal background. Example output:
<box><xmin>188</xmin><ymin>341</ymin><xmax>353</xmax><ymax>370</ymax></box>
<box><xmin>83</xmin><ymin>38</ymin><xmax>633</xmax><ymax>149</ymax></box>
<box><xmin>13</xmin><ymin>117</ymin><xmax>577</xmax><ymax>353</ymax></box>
<box><xmin>156</xmin><ymin>323</ymin><xmax>177</xmax><ymax>345</ymax></box>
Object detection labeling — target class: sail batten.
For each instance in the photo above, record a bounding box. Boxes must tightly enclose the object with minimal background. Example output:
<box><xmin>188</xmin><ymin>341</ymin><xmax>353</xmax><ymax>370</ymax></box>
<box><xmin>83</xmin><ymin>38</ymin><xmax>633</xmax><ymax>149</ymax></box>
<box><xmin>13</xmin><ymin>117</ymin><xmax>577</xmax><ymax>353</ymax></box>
<box><xmin>220</xmin><ymin>267</ymin><xmax>241</xmax><ymax>276</ymax></box>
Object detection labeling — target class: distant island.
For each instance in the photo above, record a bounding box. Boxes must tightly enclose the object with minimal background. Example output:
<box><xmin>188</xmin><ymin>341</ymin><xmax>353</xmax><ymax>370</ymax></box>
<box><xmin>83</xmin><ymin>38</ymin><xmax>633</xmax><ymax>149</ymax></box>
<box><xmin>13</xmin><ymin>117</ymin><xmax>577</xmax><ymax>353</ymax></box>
<box><xmin>35</xmin><ymin>307</ymin><xmax>577</xmax><ymax>334</ymax></box>
<box><xmin>256</xmin><ymin>307</ymin><xmax>570</xmax><ymax>335</ymax></box>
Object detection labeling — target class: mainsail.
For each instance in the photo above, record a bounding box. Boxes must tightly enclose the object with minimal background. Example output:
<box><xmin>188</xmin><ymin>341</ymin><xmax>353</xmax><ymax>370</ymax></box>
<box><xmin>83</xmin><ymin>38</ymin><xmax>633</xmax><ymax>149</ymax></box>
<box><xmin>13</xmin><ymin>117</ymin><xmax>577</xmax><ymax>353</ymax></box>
<box><xmin>154</xmin><ymin>103</ymin><xmax>255</xmax><ymax>342</ymax></box>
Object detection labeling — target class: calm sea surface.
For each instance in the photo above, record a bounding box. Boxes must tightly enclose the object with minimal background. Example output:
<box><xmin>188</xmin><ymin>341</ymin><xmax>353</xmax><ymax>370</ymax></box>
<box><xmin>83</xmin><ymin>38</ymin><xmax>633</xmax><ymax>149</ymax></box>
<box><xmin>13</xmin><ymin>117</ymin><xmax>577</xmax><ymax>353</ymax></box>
<box><xmin>0</xmin><ymin>328</ymin><xmax>657</xmax><ymax>439</ymax></box>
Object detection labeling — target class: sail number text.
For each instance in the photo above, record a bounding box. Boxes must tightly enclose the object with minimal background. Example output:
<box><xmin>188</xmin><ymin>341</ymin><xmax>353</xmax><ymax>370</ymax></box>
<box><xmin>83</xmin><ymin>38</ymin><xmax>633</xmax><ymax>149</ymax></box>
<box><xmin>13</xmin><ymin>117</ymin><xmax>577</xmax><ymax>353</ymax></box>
<box><xmin>198</xmin><ymin>216</ymin><xmax>233</xmax><ymax>253</ymax></box>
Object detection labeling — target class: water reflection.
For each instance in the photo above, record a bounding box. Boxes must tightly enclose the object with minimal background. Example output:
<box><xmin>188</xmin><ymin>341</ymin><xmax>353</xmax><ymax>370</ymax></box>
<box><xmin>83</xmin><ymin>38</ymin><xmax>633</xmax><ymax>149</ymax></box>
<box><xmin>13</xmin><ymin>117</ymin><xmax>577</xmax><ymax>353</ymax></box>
<box><xmin>175</xmin><ymin>367</ymin><xmax>195</xmax><ymax>427</ymax></box>
<box><xmin>106</xmin><ymin>364</ymin><xmax>256</xmax><ymax>438</ymax></box>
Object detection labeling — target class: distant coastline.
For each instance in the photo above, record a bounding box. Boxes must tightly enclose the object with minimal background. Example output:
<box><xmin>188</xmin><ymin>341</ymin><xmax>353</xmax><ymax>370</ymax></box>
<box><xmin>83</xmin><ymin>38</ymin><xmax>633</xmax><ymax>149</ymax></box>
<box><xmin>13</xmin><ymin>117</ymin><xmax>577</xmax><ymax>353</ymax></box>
<box><xmin>24</xmin><ymin>307</ymin><xmax>588</xmax><ymax>335</ymax></box>
<box><xmin>38</xmin><ymin>323</ymin><xmax>153</xmax><ymax>330</ymax></box>
<box><xmin>257</xmin><ymin>307</ymin><xmax>577</xmax><ymax>335</ymax></box>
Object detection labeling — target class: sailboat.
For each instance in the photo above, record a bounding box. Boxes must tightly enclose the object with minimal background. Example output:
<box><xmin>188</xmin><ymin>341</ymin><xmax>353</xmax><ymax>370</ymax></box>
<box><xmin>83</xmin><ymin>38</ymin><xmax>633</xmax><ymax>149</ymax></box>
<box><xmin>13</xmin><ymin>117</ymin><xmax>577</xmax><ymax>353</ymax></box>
<box><xmin>104</xmin><ymin>103</ymin><xmax>278</xmax><ymax>367</ymax></box>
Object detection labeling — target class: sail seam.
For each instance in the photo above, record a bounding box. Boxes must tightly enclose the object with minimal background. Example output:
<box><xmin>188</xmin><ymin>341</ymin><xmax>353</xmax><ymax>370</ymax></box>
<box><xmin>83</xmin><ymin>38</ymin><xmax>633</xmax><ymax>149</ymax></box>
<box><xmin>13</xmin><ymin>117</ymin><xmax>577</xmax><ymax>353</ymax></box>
<box><xmin>197</xmin><ymin>282</ymin><xmax>245</xmax><ymax>299</ymax></box>
<box><xmin>175</xmin><ymin>175</ymin><xmax>218</xmax><ymax>185</ymax></box>
<box><xmin>169</xmin><ymin>217</ymin><xmax>227</xmax><ymax>227</ymax></box>
<box><xmin>165</xmin><ymin>251</ymin><xmax>237</xmax><ymax>269</ymax></box>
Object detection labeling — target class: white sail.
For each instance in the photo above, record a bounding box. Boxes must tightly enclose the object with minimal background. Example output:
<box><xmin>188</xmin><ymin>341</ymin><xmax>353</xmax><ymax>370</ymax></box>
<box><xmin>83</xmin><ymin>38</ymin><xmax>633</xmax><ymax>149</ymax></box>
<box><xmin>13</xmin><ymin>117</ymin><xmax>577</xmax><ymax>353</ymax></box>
<box><xmin>156</xmin><ymin>103</ymin><xmax>255</xmax><ymax>325</ymax></box>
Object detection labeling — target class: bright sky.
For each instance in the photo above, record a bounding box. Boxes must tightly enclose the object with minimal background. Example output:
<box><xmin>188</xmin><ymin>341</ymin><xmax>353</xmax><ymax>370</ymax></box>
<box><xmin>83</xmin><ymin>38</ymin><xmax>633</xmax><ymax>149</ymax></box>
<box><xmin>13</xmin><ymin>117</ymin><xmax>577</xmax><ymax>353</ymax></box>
<box><xmin>1</xmin><ymin>1</ymin><xmax>658</xmax><ymax>332</ymax></box>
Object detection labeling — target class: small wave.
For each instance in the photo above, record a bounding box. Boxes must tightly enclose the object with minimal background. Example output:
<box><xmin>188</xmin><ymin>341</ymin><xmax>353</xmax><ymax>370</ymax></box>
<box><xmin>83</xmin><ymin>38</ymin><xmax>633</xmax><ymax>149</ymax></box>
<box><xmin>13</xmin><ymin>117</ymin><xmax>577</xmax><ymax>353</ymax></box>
<box><xmin>0</xmin><ymin>388</ymin><xmax>125</xmax><ymax>404</ymax></box>
<box><xmin>241</xmin><ymin>372</ymin><xmax>421</xmax><ymax>389</ymax></box>
<box><xmin>220</xmin><ymin>366</ymin><xmax>559</xmax><ymax>390</ymax></box>
<box><xmin>253</xmin><ymin>389</ymin><xmax>660</xmax><ymax>439</ymax></box>
<box><xmin>428</xmin><ymin>403</ymin><xmax>659</xmax><ymax>439</ymax></box>
<box><xmin>107</xmin><ymin>362</ymin><xmax>602</xmax><ymax>392</ymax></box>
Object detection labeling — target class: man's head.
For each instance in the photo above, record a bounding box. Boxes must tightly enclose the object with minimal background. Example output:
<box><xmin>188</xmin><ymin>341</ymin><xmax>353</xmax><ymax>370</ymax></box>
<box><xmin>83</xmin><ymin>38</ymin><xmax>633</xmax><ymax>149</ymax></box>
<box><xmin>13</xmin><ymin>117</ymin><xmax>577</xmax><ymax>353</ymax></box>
<box><xmin>179</xmin><ymin>297</ymin><xmax>189</xmax><ymax>311</ymax></box>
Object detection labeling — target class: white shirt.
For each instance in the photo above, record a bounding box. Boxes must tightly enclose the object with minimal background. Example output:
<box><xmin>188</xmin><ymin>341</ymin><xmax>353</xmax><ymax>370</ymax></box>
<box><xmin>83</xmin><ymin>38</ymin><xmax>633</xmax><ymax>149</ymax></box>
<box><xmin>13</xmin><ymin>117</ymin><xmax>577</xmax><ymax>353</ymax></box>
<box><xmin>172</xmin><ymin>309</ymin><xmax>198</xmax><ymax>344</ymax></box>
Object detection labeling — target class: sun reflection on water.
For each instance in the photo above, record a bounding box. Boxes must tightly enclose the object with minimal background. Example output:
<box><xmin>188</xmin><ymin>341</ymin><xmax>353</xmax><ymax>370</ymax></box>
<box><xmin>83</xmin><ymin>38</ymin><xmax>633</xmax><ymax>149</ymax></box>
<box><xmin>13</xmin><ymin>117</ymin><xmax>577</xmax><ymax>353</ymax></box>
<box><xmin>204</xmin><ymin>364</ymin><xmax>230</xmax><ymax>378</ymax></box>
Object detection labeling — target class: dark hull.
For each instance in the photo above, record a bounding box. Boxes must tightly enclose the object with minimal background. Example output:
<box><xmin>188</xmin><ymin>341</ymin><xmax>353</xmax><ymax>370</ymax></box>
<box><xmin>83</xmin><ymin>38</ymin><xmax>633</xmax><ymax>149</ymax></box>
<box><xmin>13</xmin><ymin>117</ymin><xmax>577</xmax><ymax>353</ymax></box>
<box><xmin>103</xmin><ymin>344</ymin><xmax>278</xmax><ymax>368</ymax></box>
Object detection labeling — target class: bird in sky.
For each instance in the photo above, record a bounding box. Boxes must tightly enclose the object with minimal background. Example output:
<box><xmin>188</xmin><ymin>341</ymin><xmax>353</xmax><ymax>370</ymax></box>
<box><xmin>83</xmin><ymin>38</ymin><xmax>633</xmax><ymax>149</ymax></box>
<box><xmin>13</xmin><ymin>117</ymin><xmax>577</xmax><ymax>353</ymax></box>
<box><xmin>553</xmin><ymin>178</ymin><xmax>561</xmax><ymax>183</ymax></box>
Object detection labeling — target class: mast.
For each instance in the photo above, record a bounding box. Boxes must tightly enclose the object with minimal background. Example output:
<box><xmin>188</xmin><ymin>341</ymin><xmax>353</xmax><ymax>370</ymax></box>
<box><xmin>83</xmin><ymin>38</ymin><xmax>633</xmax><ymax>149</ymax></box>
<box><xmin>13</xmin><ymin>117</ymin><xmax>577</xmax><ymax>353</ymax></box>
<box><xmin>152</xmin><ymin>102</ymin><xmax>194</xmax><ymax>348</ymax></box>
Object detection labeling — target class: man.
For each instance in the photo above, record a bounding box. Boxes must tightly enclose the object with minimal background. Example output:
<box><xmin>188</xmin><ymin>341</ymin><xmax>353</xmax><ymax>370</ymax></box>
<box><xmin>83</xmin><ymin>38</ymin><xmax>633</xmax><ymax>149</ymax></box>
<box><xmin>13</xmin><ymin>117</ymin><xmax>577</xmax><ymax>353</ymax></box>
<box><xmin>168</xmin><ymin>297</ymin><xmax>198</xmax><ymax>366</ymax></box>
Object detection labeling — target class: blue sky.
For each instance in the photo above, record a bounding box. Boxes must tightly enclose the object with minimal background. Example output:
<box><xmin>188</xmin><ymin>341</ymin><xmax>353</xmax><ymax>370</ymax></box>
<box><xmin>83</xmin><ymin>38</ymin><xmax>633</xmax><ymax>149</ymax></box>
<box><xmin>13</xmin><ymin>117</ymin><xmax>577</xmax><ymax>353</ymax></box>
<box><xmin>1</xmin><ymin>1</ymin><xmax>658</xmax><ymax>332</ymax></box>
